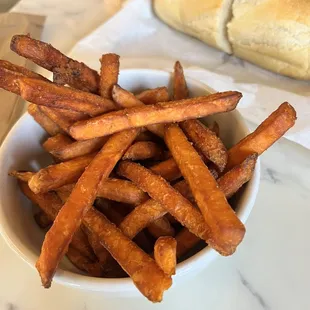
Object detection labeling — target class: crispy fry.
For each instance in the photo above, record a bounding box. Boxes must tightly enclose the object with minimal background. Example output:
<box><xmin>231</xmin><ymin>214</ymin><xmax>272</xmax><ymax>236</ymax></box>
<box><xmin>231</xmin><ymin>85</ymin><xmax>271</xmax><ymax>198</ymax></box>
<box><xmin>34</xmin><ymin>211</ymin><xmax>52</xmax><ymax>229</ymax></box>
<box><xmin>43</xmin><ymin>133</ymin><xmax>73</xmax><ymax>153</ymax></box>
<box><xmin>154</xmin><ymin>236</ymin><xmax>177</xmax><ymax>276</ymax></box>
<box><xmin>136</xmin><ymin>87</ymin><xmax>170</xmax><ymax>105</ymax></box>
<box><xmin>112</xmin><ymin>84</ymin><xmax>165</xmax><ymax>138</ymax></box>
<box><xmin>83</xmin><ymin>208</ymin><xmax>172</xmax><ymax>302</ymax></box>
<box><xmin>66</xmin><ymin>247</ymin><xmax>102</xmax><ymax>277</ymax></box>
<box><xmin>180</xmin><ymin>119</ymin><xmax>228</xmax><ymax>172</ymax></box>
<box><xmin>227</xmin><ymin>102</ymin><xmax>296</xmax><ymax>169</ymax></box>
<box><xmin>165</xmin><ymin>123</ymin><xmax>245</xmax><ymax>256</ymax></box>
<box><xmin>209</xmin><ymin>121</ymin><xmax>220</xmax><ymax>137</ymax></box>
<box><xmin>117</xmin><ymin>161</ymin><xmax>209</xmax><ymax>241</ymax></box>
<box><xmin>18</xmin><ymin>181</ymin><xmax>96</xmax><ymax>260</ymax></box>
<box><xmin>97</xmin><ymin>178</ymin><xmax>149</xmax><ymax>205</ymax></box>
<box><xmin>11</xmin><ymin>35</ymin><xmax>99</xmax><ymax>93</ymax></box>
<box><xmin>147</xmin><ymin>217</ymin><xmax>175</xmax><ymax>238</ymax></box>
<box><xmin>28</xmin><ymin>153</ymin><xmax>95</xmax><ymax>194</ymax></box>
<box><xmin>173</xmin><ymin>180</ymin><xmax>195</xmax><ymax>204</ymax></box>
<box><xmin>175</xmin><ymin>228</ymin><xmax>201</xmax><ymax>258</ymax></box>
<box><xmin>173</xmin><ymin>61</ymin><xmax>189</xmax><ymax>100</ymax></box>
<box><xmin>50</xmin><ymin>137</ymin><xmax>108</xmax><ymax>161</ymax></box>
<box><xmin>36</xmin><ymin>129</ymin><xmax>139</xmax><ymax>288</ymax></box>
<box><xmin>150</xmin><ymin>158</ymin><xmax>182</xmax><ymax>182</ymax></box>
<box><xmin>70</xmin><ymin>91</ymin><xmax>242</xmax><ymax>140</ymax></box>
<box><xmin>9</xmin><ymin>170</ymin><xmax>34</xmax><ymax>182</ymax></box>
<box><xmin>99</xmin><ymin>54</ymin><xmax>120</xmax><ymax>99</ymax></box>
<box><xmin>19</xmin><ymin>78</ymin><xmax>116</xmax><ymax>116</ymax></box>
<box><xmin>123</xmin><ymin>141</ymin><xmax>165</xmax><ymax>161</ymax></box>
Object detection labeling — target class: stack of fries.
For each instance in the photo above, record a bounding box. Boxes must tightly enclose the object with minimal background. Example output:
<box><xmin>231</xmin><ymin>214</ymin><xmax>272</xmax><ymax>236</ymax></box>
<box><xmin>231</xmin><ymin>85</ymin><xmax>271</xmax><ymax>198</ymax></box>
<box><xmin>1</xmin><ymin>34</ymin><xmax>296</xmax><ymax>302</ymax></box>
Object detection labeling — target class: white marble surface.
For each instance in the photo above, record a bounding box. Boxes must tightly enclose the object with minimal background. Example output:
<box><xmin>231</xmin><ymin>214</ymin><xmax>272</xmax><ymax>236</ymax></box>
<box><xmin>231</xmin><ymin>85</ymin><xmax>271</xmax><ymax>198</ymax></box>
<box><xmin>0</xmin><ymin>1</ymin><xmax>309</xmax><ymax>309</ymax></box>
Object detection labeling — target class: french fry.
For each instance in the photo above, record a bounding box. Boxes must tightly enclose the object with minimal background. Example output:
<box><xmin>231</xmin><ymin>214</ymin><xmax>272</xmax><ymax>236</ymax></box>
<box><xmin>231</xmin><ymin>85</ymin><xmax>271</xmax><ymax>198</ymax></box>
<box><xmin>150</xmin><ymin>158</ymin><xmax>182</xmax><ymax>182</ymax></box>
<box><xmin>43</xmin><ymin>133</ymin><xmax>73</xmax><ymax>153</ymax></box>
<box><xmin>147</xmin><ymin>217</ymin><xmax>175</xmax><ymax>238</ymax></box>
<box><xmin>117</xmin><ymin>161</ymin><xmax>209</xmax><ymax>241</ymax></box>
<box><xmin>36</xmin><ymin>128</ymin><xmax>140</xmax><ymax>288</ymax></box>
<box><xmin>18</xmin><ymin>181</ymin><xmax>96</xmax><ymax>261</ymax></box>
<box><xmin>19</xmin><ymin>78</ymin><xmax>116</xmax><ymax>116</ymax></box>
<box><xmin>112</xmin><ymin>84</ymin><xmax>165</xmax><ymax>138</ymax></box>
<box><xmin>70</xmin><ymin>91</ymin><xmax>242</xmax><ymax>140</ymax></box>
<box><xmin>97</xmin><ymin>178</ymin><xmax>149</xmax><ymax>205</ymax></box>
<box><xmin>9</xmin><ymin>170</ymin><xmax>34</xmax><ymax>182</ymax></box>
<box><xmin>165</xmin><ymin>123</ymin><xmax>245</xmax><ymax>255</ymax></box>
<box><xmin>83</xmin><ymin>208</ymin><xmax>172</xmax><ymax>302</ymax></box>
<box><xmin>11</xmin><ymin>35</ymin><xmax>99</xmax><ymax>93</ymax></box>
<box><xmin>227</xmin><ymin>102</ymin><xmax>297</xmax><ymax>169</ymax></box>
<box><xmin>136</xmin><ymin>87</ymin><xmax>170</xmax><ymax>105</ymax></box>
<box><xmin>135</xmin><ymin>131</ymin><xmax>159</xmax><ymax>142</ymax></box>
<box><xmin>175</xmin><ymin>228</ymin><xmax>201</xmax><ymax>258</ymax></box>
<box><xmin>28</xmin><ymin>104</ymin><xmax>63</xmax><ymax>136</ymax></box>
<box><xmin>123</xmin><ymin>141</ymin><xmax>165</xmax><ymax>161</ymax></box>
<box><xmin>65</xmin><ymin>247</ymin><xmax>102</xmax><ymax>277</ymax></box>
<box><xmin>50</xmin><ymin>137</ymin><xmax>108</xmax><ymax>161</ymax></box>
<box><xmin>173</xmin><ymin>61</ymin><xmax>189</xmax><ymax>100</ymax></box>
<box><xmin>154</xmin><ymin>236</ymin><xmax>177</xmax><ymax>276</ymax></box>
<box><xmin>29</xmin><ymin>153</ymin><xmax>96</xmax><ymax>194</ymax></box>
<box><xmin>209</xmin><ymin>121</ymin><xmax>220</xmax><ymax>137</ymax></box>
<box><xmin>34</xmin><ymin>211</ymin><xmax>52</xmax><ymax>229</ymax></box>
<box><xmin>99</xmin><ymin>54</ymin><xmax>120</xmax><ymax>99</ymax></box>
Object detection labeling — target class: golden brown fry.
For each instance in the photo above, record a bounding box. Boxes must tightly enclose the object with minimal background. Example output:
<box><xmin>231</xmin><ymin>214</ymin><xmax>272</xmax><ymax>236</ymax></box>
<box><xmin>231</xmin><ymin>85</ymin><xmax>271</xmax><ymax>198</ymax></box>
<box><xmin>11</xmin><ymin>35</ymin><xmax>99</xmax><ymax>93</ymax></box>
<box><xmin>70</xmin><ymin>91</ymin><xmax>242</xmax><ymax>140</ymax></box>
<box><xmin>180</xmin><ymin>119</ymin><xmax>228</xmax><ymax>172</ymax></box>
<box><xmin>29</xmin><ymin>153</ymin><xmax>95</xmax><ymax>194</ymax></box>
<box><xmin>43</xmin><ymin>133</ymin><xmax>73</xmax><ymax>153</ymax></box>
<box><xmin>165</xmin><ymin>123</ymin><xmax>245</xmax><ymax>256</ymax></box>
<box><xmin>97</xmin><ymin>178</ymin><xmax>149</xmax><ymax>205</ymax></box>
<box><xmin>117</xmin><ymin>161</ymin><xmax>209</xmax><ymax>241</ymax></box>
<box><xmin>34</xmin><ymin>211</ymin><xmax>52</xmax><ymax>229</ymax></box>
<box><xmin>209</xmin><ymin>121</ymin><xmax>220</xmax><ymax>137</ymax></box>
<box><xmin>136</xmin><ymin>87</ymin><xmax>170</xmax><ymax>105</ymax></box>
<box><xmin>175</xmin><ymin>228</ymin><xmax>201</xmax><ymax>258</ymax></box>
<box><xmin>19</xmin><ymin>78</ymin><xmax>116</xmax><ymax>116</ymax></box>
<box><xmin>147</xmin><ymin>217</ymin><xmax>175</xmax><ymax>238</ymax></box>
<box><xmin>173</xmin><ymin>61</ymin><xmax>189</xmax><ymax>100</ymax></box>
<box><xmin>154</xmin><ymin>236</ymin><xmax>177</xmax><ymax>276</ymax></box>
<box><xmin>99</xmin><ymin>54</ymin><xmax>120</xmax><ymax>99</ymax></box>
<box><xmin>28</xmin><ymin>104</ymin><xmax>63</xmax><ymax>136</ymax></box>
<box><xmin>36</xmin><ymin>128</ymin><xmax>139</xmax><ymax>288</ymax></box>
<box><xmin>112</xmin><ymin>84</ymin><xmax>165</xmax><ymax>138</ymax></box>
<box><xmin>83</xmin><ymin>208</ymin><xmax>172</xmax><ymax>302</ymax></box>
<box><xmin>9</xmin><ymin>170</ymin><xmax>34</xmax><ymax>182</ymax></box>
<box><xmin>150</xmin><ymin>158</ymin><xmax>182</xmax><ymax>182</ymax></box>
<box><xmin>66</xmin><ymin>247</ymin><xmax>102</xmax><ymax>277</ymax></box>
<box><xmin>123</xmin><ymin>141</ymin><xmax>165</xmax><ymax>161</ymax></box>
<box><xmin>227</xmin><ymin>102</ymin><xmax>297</xmax><ymax>169</ymax></box>
<box><xmin>50</xmin><ymin>137</ymin><xmax>108</xmax><ymax>161</ymax></box>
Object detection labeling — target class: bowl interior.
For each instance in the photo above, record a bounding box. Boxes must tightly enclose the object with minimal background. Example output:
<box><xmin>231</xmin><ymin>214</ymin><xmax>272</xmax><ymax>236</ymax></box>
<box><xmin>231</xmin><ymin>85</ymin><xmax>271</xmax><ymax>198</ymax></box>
<box><xmin>0</xmin><ymin>69</ymin><xmax>259</xmax><ymax>291</ymax></box>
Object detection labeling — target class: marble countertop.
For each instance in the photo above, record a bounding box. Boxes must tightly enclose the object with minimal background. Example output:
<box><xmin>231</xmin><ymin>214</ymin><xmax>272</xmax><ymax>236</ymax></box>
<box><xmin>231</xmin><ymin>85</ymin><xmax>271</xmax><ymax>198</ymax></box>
<box><xmin>1</xmin><ymin>1</ymin><xmax>309</xmax><ymax>309</ymax></box>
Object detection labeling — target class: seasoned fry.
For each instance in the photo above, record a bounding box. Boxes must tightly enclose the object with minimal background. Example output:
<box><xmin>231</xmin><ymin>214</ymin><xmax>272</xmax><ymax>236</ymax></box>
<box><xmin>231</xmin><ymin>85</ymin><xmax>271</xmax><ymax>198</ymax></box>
<box><xmin>150</xmin><ymin>158</ymin><xmax>182</xmax><ymax>182</ymax></box>
<box><xmin>209</xmin><ymin>121</ymin><xmax>220</xmax><ymax>137</ymax></box>
<box><xmin>43</xmin><ymin>133</ymin><xmax>72</xmax><ymax>153</ymax></box>
<box><xmin>50</xmin><ymin>137</ymin><xmax>108</xmax><ymax>161</ymax></box>
<box><xmin>99</xmin><ymin>54</ymin><xmax>120</xmax><ymax>99</ymax></box>
<box><xmin>83</xmin><ymin>208</ymin><xmax>172</xmax><ymax>302</ymax></box>
<box><xmin>117</xmin><ymin>161</ymin><xmax>209</xmax><ymax>241</ymax></box>
<box><xmin>180</xmin><ymin>119</ymin><xmax>228</xmax><ymax>172</ymax></box>
<box><xmin>70</xmin><ymin>91</ymin><xmax>242</xmax><ymax>140</ymax></box>
<box><xmin>165</xmin><ymin>123</ymin><xmax>245</xmax><ymax>256</ymax></box>
<box><xmin>18</xmin><ymin>181</ymin><xmax>96</xmax><ymax>261</ymax></box>
<box><xmin>36</xmin><ymin>129</ymin><xmax>139</xmax><ymax>288</ymax></box>
<box><xmin>29</xmin><ymin>153</ymin><xmax>95</xmax><ymax>194</ymax></box>
<box><xmin>123</xmin><ymin>141</ymin><xmax>165</xmax><ymax>161</ymax></box>
<box><xmin>227</xmin><ymin>102</ymin><xmax>297</xmax><ymax>169</ymax></box>
<box><xmin>11</xmin><ymin>35</ymin><xmax>99</xmax><ymax>93</ymax></box>
<box><xmin>173</xmin><ymin>61</ymin><xmax>189</xmax><ymax>100</ymax></box>
<box><xmin>28</xmin><ymin>104</ymin><xmax>63</xmax><ymax>136</ymax></box>
<box><xmin>34</xmin><ymin>211</ymin><xmax>52</xmax><ymax>229</ymax></box>
<box><xmin>175</xmin><ymin>228</ymin><xmax>201</xmax><ymax>258</ymax></box>
<box><xmin>97</xmin><ymin>178</ymin><xmax>149</xmax><ymax>205</ymax></box>
<box><xmin>136</xmin><ymin>87</ymin><xmax>170</xmax><ymax>105</ymax></box>
<box><xmin>154</xmin><ymin>236</ymin><xmax>177</xmax><ymax>276</ymax></box>
<box><xmin>147</xmin><ymin>217</ymin><xmax>175</xmax><ymax>238</ymax></box>
<box><xmin>19</xmin><ymin>78</ymin><xmax>116</xmax><ymax>116</ymax></box>
<box><xmin>66</xmin><ymin>247</ymin><xmax>102</xmax><ymax>277</ymax></box>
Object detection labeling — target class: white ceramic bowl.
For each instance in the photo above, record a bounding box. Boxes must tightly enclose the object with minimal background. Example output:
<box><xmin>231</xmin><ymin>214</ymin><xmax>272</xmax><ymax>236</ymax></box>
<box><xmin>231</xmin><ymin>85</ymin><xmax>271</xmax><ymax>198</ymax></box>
<box><xmin>0</xmin><ymin>69</ymin><xmax>260</xmax><ymax>295</ymax></box>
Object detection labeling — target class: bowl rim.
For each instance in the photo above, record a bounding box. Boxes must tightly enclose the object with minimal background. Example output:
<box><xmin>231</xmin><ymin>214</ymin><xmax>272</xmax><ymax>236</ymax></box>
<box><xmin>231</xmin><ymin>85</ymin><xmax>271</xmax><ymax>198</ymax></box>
<box><xmin>0</xmin><ymin>68</ymin><xmax>260</xmax><ymax>292</ymax></box>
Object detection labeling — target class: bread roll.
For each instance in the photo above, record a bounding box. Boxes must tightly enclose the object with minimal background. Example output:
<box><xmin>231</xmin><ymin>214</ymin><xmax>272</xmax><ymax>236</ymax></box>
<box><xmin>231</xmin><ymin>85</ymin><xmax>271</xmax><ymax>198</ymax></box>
<box><xmin>228</xmin><ymin>0</ymin><xmax>310</xmax><ymax>80</ymax></box>
<box><xmin>153</xmin><ymin>0</ymin><xmax>233</xmax><ymax>54</ymax></box>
